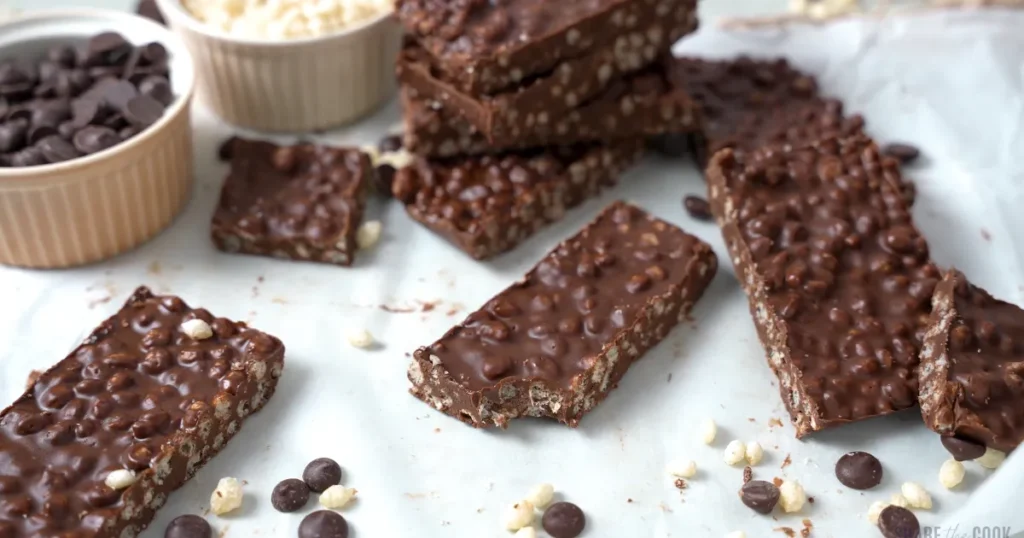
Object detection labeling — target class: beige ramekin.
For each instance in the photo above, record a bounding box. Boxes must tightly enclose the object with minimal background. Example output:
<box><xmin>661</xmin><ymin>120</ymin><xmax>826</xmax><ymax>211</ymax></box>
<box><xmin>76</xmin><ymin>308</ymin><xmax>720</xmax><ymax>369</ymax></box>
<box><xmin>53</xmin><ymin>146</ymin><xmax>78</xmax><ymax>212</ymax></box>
<box><xmin>0</xmin><ymin>9</ymin><xmax>195</xmax><ymax>269</ymax></box>
<box><xmin>155</xmin><ymin>0</ymin><xmax>402</xmax><ymax>132</ymax></box>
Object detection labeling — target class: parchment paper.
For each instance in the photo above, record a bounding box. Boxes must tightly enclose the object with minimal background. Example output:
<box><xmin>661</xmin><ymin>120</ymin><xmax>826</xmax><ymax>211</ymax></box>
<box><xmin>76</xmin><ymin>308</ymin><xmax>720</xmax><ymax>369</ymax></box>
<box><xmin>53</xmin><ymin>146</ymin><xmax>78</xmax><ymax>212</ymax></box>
<box><xmin>2</xmin><ymin>9</ymin><xmax>1023</xmax><ymax>538</ymax></box>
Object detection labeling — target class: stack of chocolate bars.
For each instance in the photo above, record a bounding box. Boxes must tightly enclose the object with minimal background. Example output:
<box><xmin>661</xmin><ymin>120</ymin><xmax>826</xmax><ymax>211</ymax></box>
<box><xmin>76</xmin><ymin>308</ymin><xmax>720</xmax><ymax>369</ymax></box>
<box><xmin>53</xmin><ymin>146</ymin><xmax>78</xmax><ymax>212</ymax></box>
<box><xmin>391</xmin><ymin>0</ymin><xmax>701</xmax><ymax>259</ymax></box>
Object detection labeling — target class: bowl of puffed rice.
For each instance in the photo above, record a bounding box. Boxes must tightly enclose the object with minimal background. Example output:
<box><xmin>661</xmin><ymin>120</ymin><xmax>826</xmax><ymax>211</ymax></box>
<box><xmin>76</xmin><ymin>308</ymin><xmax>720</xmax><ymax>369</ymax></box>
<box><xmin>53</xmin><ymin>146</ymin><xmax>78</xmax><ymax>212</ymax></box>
<box><xmin>154</xmin><ymin>0</ymin><xmax>401</xmax><ymax>132</ymax></box>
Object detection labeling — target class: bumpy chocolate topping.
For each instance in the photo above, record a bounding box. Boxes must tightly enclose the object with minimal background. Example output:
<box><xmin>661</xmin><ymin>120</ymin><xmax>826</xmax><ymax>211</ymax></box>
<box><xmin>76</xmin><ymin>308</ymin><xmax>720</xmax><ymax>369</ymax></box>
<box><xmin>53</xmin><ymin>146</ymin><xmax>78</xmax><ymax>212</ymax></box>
<box><xmin>708</xmin><ymin>134</ymin><xmax>938</xmax><ymax>436</ymax></box>
<box><xmin>919</xmin><ymin>270</ymin><xmax>1024</xmax><ymax>452</ymax></box>
<box><xmin>0</xmin><ymin>287</ymin><xmax>284</xmax><ymax>538</ymax></box>
<box><xmin>211</xmin><ymin>139</ymin><xmax>371</xmax><ymax>266</ymax></box>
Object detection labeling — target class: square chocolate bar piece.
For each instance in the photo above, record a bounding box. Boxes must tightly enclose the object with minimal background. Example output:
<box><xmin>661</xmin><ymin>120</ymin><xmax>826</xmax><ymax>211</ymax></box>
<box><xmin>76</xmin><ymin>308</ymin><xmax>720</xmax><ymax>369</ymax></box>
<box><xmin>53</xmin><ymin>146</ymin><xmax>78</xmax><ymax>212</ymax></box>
<box><xmin>409</xmin><ymin>201</ymin><xmax>718</xmax><ymax>428</ymax></box>
<box><xmin>707</xmin><ymin>133</ymin><xmax>939</xmax><ymax>437</ymax></box>
<box><xmin>920</xmin><ymin>270</ymin><xmax>1024</xmax><ymax>453</ymax></box>
<box><xmin>211</xmin><ymin>138</ymin><xmax>371</xmax><ymax>266</ymax></box>
<box><xmin>0</xmin><ymin>287</ymin><xmax>285</xmax><ymax>538</ymax></box>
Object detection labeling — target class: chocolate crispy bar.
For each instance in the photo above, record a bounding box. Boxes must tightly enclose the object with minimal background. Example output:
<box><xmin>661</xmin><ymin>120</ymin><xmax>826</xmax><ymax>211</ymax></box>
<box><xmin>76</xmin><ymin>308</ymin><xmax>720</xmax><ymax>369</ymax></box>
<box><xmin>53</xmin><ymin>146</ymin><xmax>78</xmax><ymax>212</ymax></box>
<box><xmin>0</xmin><ymin>287</ymin><xmax>285</xmax><ymax>538</ymax></box>
<box><xmin>400</xmin><ymin>61</ymin><xmax>701</xmax><ymax>157</ymax></box>
<box><xmin>396</xmin><ymin>0</ymin><xmax>698</xmax><ymax>95</ymax></box>
<box><xmin>392</xmin><ymin>141</ymin><xmax>644</xmax><ymax>260</ymax></box>
<box><xmin>409</xmin><ymin>201</ymin><xmax>718</xmax><ymax>428</ymax></box>
<box><xmin>211</xmin><ymin>139</ymin><xmax>371</xmax><ymax>266</ymax></box>
<box><xmin>919</xmin><ymin>270</ymin><xmax>1024</xmax><ymax>453</ymax></box>
<box><xmin>707</xmin><ymin>134</ymin><xmax>939</xmax><ymax>437</ymax></box>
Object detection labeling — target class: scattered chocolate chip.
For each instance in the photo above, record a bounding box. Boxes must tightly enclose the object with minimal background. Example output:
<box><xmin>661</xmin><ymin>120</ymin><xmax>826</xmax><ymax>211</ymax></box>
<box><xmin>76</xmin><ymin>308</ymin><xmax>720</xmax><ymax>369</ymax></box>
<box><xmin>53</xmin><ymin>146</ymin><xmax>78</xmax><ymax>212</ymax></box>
<box><xmin>124</xmin><ymin>94</ymin><xmax>165</xmax><ymax>127</ymax></box>
<box><xmin>378</xmin><ymin>134</ymin><xmax>402</xmax><ymax>153</ymax></box>
<box><xmin>217</xmin><ymin>136</ymin><xmax>238</xmax><ymax>161</ymax></box>
<box><xmin>37</xmin><ymin>135</ymin><xmax>81</xmax><ymax>164</ymax></box>
<box><xmin>164</xmin><ymin>514</ymin><xmax>212</xmax><ymax>538</ymax></box>
<box><xmin>136</xmin><ymin>0</ymin><xmax>166</xmax><ymax>25</ymax></box>
<box><xmin>271</xmin><ymin>478</ymin><xmax>310</xmax><ymax>513</ymax></box>
<box><xmin>683</xmin><ymin>195</ymin><xmax>713</xmax><ymax>221</ymax></box>
<box><xmin>739</xmin><ymin>480</ymin><xmax>780</xmax><ymax>514</ymax></box>
<box><xmin>542</xmin><ymin>502</ymin><xmax>586</xmax><ymax>538</ymax></box>
<box><xmin>878</xmin><ymin>505</ymin><xmax>920</xmax><ymax>538</ymax></box>
<box><xmin>303</xmin><ymin>458</ymin><xmax>343</xmax><ymax>493</ymax></box>
<box><xmin>74</xmin><ymin>126</ymin><xmax>121</xmax><ymax>154</ymax></box>
<box><xmin>940</xmin><ymin>436</ymin><xmax>986</xmax><ymax>461</ymax></box>
<box><xmin>298</xmin><ymin>510</ymin><xmax>349</xmax><ymax>538</ymax></box>
<box><xmin>882</xmin><ymin>143</ymin><xmax>920</xmax><ymax>164</ymax></box>
<box><xmin>139</xmin><ymin>76</ymin><xmax>173</xmax><ymax>106</ymax></box>
<box><xmin>835</xmin><ymin>451</ymin><xmax>883</xmax><ymax>490</ymax></box>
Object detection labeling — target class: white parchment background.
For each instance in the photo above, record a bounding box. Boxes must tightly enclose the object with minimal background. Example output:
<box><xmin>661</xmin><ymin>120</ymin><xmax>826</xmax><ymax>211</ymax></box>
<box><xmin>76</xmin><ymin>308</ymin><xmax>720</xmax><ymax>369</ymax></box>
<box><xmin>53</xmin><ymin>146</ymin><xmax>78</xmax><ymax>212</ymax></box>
<box><xmin>2</xmin><ymin>9</ymin><xmax>1024</xmax><ymax>538</ymax></box>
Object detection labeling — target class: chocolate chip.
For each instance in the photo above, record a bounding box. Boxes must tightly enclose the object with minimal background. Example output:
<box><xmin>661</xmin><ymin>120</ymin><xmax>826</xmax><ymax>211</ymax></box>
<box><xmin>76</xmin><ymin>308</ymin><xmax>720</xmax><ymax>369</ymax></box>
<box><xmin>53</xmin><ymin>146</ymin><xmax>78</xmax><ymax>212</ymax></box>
<box><xmin>124</xmin><ymin>95</ymin><xmax>165</xmax><ymax>127</ymax></box>
<box><xmin>378</xmin><ymin>134</ymin><xmax>402</xmax><ymax>153</ymax></box>
<box><xmin>87</xmin><ymin>32</ymin><xmax>133</xmax><ymax>66</ymax></box>
<box><xmin>121</xmin><ymin>48</ymin><xmax>144</xmax><ymax>81</ymax></box>
<box><xmin>37</xmin><ymin>135</ymin><xmax>82</xmax><ymax>164</ymax></box>
<box><xmin>882</xmin><ymin>143</ymin><xmax>920</xmax><ymax>164</ymax></box>
<box><xmin>136</xmin><ymin>0</ymin><xmax>166</xmax><ymax>25</ymax></box>
<box><xmin>542</xmin><ymin>502</ymin><xmax>586</xmax><ymax>538</ymax></box>
<box><xmin>648</xmin><ymin>133</ymin><xmax>691</xmax><ymax>157</ymax></box>
<box><xmin>28</xmin><ymin>125</ymin><xmax>58</xmax><ymax>145</ymax></box>
<box><xmin>217</xmin><ymin>136</ymin><xmax>238</xmax><ymax>161</ymax></box>
<box><xmin>739</xmin><ymin>480</ymin><xmax>780</xmax><ymax>514</ymax></box>
<box><xmin>0</xmin><ymin>97</ymin><xmax>8</xmax><ymax>119</ymax></box>
<box><xmin>271</xmin><ymin>478</ymin><xmax>310</xmax><ymax>513</ymax></box>
<box><xmin>37</xmin><ymin>61</ymin><xmax>62</xmax><ymax>83</ymax></box>
<box><xmin>683</xmin><ymin>195</ymin><xmax>713</xmax><ymax>221</ymax></box>
<box><xmin>142</xmin><ymin>43</ymin><xmax>169</xmax><ymax>65</ymax></box>
<box><xmin>70</xmin><ymin>97</ymin><xmax>101</xmax><ymax>128</ymax></box>
<box><xmin>164</xmin><ymin>514</ymin><xmax>212</xmax><ymax>538</ymax></box>
<box><xmin>835</xmin><ymin>451</ymin><xmax>883</xmax><ymax>490</ymax></box>
<box><xmin>32</xmin><ymin>102</ymin><xmax>71</xmax><ymax>128</ymax></box>
<box><xmin>73</xmin><ymin>126</ymin><xmax>121</xmax><ymax>154</ymax></box>
<box><xmin>940</xmin><ymin>436</ymin><xmax>986</xmax><ymax>461</ymax></box>
<box><xmin>102</xmin><ymin>80</ymin><xmax>139</xmax><ymax>111</ymax></box>
<box><xmin>878</xmin><ymin>505</ymin><xmax>920</xmax><ymax>538</ymax></box>
<box><xmin>0</xmin><ymin>63</ymin><xmax>31</xmax><ymax>86</ymax></box>
<box><xmin>298</xmin><ymin>511</ymin><xmax>349</xmax><ymax>538</ymax></box>
<box><xmin>139</xmin><ymin>76</ymin><xmax>173</xmax><ymax>106</ymax></box>
<box><xmin>119</xmin><ymin>126</ymin><xmax>141</xmax><ymax>140</ymax></box>
<box><xmin>0</xmin><ymin>120</ymin><xmax>28</xmax><ymax>152</ymax></box>
<box><xmin>9</xmin><ymin>146</ymin><xmax>47</xmax><ymax>167</ymax></box>
<box><xmin>302</xmin><ymin>458</ymin><xmax>342</xmax><ymax>493</ymax></box>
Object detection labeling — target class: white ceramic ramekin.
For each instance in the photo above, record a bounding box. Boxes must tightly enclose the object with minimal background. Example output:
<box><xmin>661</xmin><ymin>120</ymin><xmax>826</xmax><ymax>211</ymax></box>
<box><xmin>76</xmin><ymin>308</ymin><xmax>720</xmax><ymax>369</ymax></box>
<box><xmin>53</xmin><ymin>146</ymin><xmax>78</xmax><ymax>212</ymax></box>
<box><xmin>0</xmin><ymin>9</ymin><xmax>196</xmax><ymax>269</ymax></box>
<box><xmin>155</xmin><ymin>0</ymin><xmax>402</xmax><ymax>132</ymax></box>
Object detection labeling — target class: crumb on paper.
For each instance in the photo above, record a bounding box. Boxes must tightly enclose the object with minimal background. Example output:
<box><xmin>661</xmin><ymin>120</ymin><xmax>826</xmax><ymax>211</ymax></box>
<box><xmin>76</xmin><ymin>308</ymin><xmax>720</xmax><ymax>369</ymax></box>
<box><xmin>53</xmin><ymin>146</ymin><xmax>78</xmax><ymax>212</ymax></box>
<box><xmin>271</xmin><ymin>297</ymin><xmax>288</xmax><ymax>304</ymax></box>
<box><xmin>380</xmin><ymin>304</ymin><xmax>417</xmax><ymax>313</ymax></box>
<box><xmin>801</xmin><ymin>519</ymin><xmax>813</xmax><ymax>537</ymax></box>
<box><xmin>88</xmin><ymin>295</ymin><xmax>112</xmax><ymax>309</ymax></box>
<box><xmin>748</xmin><ymin>417</ymin><xmax>756</xmax><ymax>422</ymax></box>
<box><xmin>667</xmin><ymin>373</ymin><xmax>673</xmax><ymax>383</ymax></box>
<box><xmin>981</xmin><ymin>228</ymin><xmax>991</xmax><ymax>241</ymax></box>
<box><xmin>743</xmin><ymin>466</ymin><xmax>753</xmax><ymax>484</ymax></box>
<box><xmin>773</xmin><ymin>477</ymin><xmax>784</xmax><ymax>487</ymax></box>
<box><xmin>768</xmin><ymin>417</ymin><xmax>784</xmax><ymax>428</ymax></box>
<box><xmin>807</xmin><ymin>496</ymin><xmax>815</xmax><ymax>504</ymax></box>
<box><xmin>433</xmin><ymin>427</ymin><xmax>441</xmax><ymax>433</ymax></box>
<box><xmin>147</xmin><ymin>261</ymin><xmax>162</xmax><ymax>275</ymax></box>
<box><xmin>774</xmin><ymin>526</ymin><xmax>796</xmax><ymax>537</ymax></box>
<box><xmin>673</xmin><ymin>479</ymin><xmax>687</xmax><ymax>490</ymax></box>
<box><xmin>421</xmin><ymin>300</ymin><xmax>438</xmax><ymax>312</ymax></box>
<box><xmin>781</xmin><ymin>453</ymin><xmax>792</xmax><ymax>469</ymax></box>
<box><xmin>476</xmin><ymin>507</ymin><xmax>485</xmax><ymax>514</ymax></box>
<box><xmin>627</xmin><ymin>498</ymin><xmax>633</xmax><ymax>503</ymax></box>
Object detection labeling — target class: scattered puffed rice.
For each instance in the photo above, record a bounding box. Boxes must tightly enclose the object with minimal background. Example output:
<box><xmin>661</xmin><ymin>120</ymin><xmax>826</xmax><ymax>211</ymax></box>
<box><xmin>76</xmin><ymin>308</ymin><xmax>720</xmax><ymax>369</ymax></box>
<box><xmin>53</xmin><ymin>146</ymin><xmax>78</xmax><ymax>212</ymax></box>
<box><xmin>514</xmin><ymin>527</ymin><xmax>538</xmax><ymax>538</ymax></box>
<box><xmin>889</xmin><ymin>493</ymin><xmax>911</xmax><ymax>509</ymax></box>
<box><xmin>320</xmin><ymin>485</ymin><xmax>357</xmax><ymax>509</ymax></box>
<box><xmin>356</xmin><ymin>220</ymin><xmax>382</xmax><ymax>250</ymax></box>
<box><xmin>181</xmin><ymin>318</ymin><xmax>213</xmax><ymax>340</ymax></box>
<box><xmin>779</xmin><ymin>480</ymin><xmax>806</xmax><ymax>513</ymax></box>
<box><xmin>745</xmin><ymin>442</ymin><xmax>764</xmax><ymax>465</ymax></box>
<box><xmin>104</xmin><ymin>469</ymin><xmax>137</xmax><ymax>490</ymax></box>
<box><xmin>210</xmin><ymin>477</ymin><xmax>244</xmax><ymax>515</ymax></box>
<box><xmin>867</xmin><ymin>500</ymin><xmax>889</xmax><ymax>524</ymax></box>
<box><xmin>503</xmin><ymin>500</ymin><xmax>535</xmax><ymax>531</ymax></box>
<box><xmin>901</xmin><ymin>482</ymin><xmax>932</xmax><ymax>510</ymax></box>
<box><xmin>347</xmin><ymin>329</ymin><xmax>374</xmax><ymax>348</ymax></box>
<box><xmin>666</xmin><ymin>459</ymin><xmax>697</xmax><ymax>478</ymax></box>
<box><xmin>975</xmin><ymin>447</ymin><xmax>1006</xmax><ymax>469</ymax></box>
<box><xmin>525</xmin><ymin>483</ymin><xmax>554</xmax><ymax>508</ymax></box>
<box><xmin>699</xmin><ymin>418</ymin><xmax>717</xmax><ymax>445</ymax></box>
<box><xmin>939</xmin><ymin>459</ymin><xmax>966</xmax><ymax>489</ymax></box>
<box><xmin>724</xmin><ymin>440</ymin><xmax>747</xmax><ymax>466</ymax></box>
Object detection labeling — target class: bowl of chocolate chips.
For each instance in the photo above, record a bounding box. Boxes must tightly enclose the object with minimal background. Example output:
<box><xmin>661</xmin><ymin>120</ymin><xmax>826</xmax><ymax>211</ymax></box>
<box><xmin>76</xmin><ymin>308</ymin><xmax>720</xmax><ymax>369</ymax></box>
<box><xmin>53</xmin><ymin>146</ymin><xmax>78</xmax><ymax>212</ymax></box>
<box><xmin>0</xmin><ymin>9</ymin><xmax>196</xmax><ymax>268</ymax></box>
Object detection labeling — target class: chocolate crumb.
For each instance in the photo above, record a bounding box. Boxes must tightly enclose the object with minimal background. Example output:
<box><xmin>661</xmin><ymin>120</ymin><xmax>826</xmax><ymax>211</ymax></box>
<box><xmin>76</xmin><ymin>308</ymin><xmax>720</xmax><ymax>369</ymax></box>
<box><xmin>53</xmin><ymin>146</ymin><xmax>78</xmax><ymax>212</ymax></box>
<box><xmin>801</xmin><ymin>518</ymin><xmax>813</xmax><ymax>537</ymax></box>
<box><xmin>781</xmin><ymin>454</ymin><xmax>792</xmax><ymax>469</ymax></box>
<box><xmin>674</xmin><ymin>479</ymin><xmax>687</xmax><ymax>490</ymax></box>
<box><xmin>807</xmin><ymin>496</ymin><xmax>814</xmax><ymax>504</ymax></box>
<box><xmin>774</xmin><ymin>527</ymin><xmax>796</xmax><ymax>537</ymax></box>
<box><xmin>743</xmin><ymin>466</ymin><xmax>753</xmax><ymax>484</ymax></box>
<box><xmin>772</xmin><ymin>477</ymin><xmax>784</xmax><ymax>487</ymax></box>
<box><xmin>627</xmin><ymin>498</ymin><xmax>633</xmax><ymax>503</ymax></box>
<box><xmin>981</xmin><ymin>228</ymin><xmax>991</xmax><ymax>241</ymax></box>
